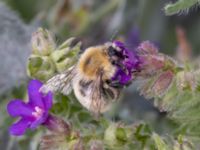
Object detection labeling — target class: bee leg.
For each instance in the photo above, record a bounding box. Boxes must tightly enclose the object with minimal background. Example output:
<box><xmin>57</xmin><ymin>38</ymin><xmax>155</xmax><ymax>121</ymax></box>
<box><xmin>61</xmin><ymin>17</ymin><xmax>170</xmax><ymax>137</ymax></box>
<box><xmin>124</xmin><ymin>80</ymin><xmax>133</xmax><ymax>87</ymax></box>
<box><xmin>111</xmin><ymin>60</ymin><xmax>122</xmax><ymax>67</ymax></box>
<box><xmin>107</xmin><ymin>80</ymin><xmax>124</xmax><ymax>88</ymax></box>
<box><xmin>111</xmin><ymin>60</ymin><xmax>129</xmax><ymax>74</ymax></box>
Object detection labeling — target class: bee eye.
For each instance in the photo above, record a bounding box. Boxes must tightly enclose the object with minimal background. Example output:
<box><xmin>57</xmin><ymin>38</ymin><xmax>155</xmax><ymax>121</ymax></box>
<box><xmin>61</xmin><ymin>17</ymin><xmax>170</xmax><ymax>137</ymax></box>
<box><xmin>108</xmin><ymin>46</ymin><xmax>117</xmax><ymax>56</ymax></box>
<box><xmin>108</xmin><ymin>46</ymin><xmax>122</xmax><ymax>58</ymax></box>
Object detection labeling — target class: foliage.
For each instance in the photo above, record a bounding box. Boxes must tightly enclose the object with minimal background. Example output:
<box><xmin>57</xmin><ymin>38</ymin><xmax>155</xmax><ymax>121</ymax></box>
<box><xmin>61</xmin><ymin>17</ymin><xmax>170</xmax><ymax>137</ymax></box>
<box><xmin>164</xmin><ymin>0</ymin><xmax>200</xmax><ymax>15</ymax></box>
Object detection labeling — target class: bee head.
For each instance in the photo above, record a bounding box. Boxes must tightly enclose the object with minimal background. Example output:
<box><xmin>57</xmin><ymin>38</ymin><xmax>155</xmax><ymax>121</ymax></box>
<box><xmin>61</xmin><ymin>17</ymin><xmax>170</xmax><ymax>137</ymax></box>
<box><xmin>105</xmin><ymin>41</ymin><xmax>141</xmax><ymax>86</ymax></box>
<box><xmin>106</xmin><ymin>42</ymin><xmax>123</xmax><ymax>60</ymax></box>
<box><xmin>106</xmin><ymin>41</ymin><xmax>128</xmax><ymax>66</ymax></box>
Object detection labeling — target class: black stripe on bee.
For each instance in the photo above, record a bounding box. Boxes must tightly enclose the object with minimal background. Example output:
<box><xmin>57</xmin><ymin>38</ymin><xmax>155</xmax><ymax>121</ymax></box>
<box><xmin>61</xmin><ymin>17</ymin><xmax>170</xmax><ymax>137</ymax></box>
<box><xmin>105</xmin><ymin>88</ymin><xmax>115</xmax><ymax>99</ymax></box>
<box><xmin>102</xmin><ymin>83</ymin><xmax>120</xmax><ymax>100</ymax></box>
<box><xmin>78</xmin><ymin>80</ymin><xmax>93</xmax><ymax>97</ymax></box>
<box><xmin>79</xmin><ymin>80</ymin><xmax>92</xmax><ymax>88</ymax></box>
<box><xmin>79</xmin><ymin>88</ymin><xmax>86</xmax><ymax>97</ymax></box>
<box><xmin>106</xmin><ymin>80</ymin><xmax>124</xmax><ymax>88</ymax></box>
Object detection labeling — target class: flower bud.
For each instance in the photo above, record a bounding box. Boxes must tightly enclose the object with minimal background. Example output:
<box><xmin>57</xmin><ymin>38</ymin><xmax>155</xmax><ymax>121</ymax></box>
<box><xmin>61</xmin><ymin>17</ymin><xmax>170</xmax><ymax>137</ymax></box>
<box><xmin>68</xmin><ymin>139</ymin><xmax>84</xmax><ymax>150</ymax></box>
<box><xmin>152</xmin><ymin>70</ymin><xmax>174</xmax><ymax>97</ymax></box>
<box><xmin>51</xmin><ymin>38</ymin><xmax>81</xmax><ymax>72</ymax></box>
<box><xmin>104</xmin><ymin>123</ymin><xmax>127</xmax><ymax>148</ymax></box>
<box><xmin>137</xmin><ymin>41</ymin><xmax>177</xmax><ymax>78</ymax></box>
<box><xmin>31</xmin><ymin>28</ymin><xmax>55</xmax><ymax>56</ymax></box>
<box><xmin>173</xmin><ymin>135</ymin><xmax>194</xmax><ymax>150</ymax></box>
<box><xmin>89</xmin><ymin>140</ymin><xmax>104</xmax><ymax>150</ymax></box>
<box><xmin>173</xmin><ymin>141</ymin><xmax>193</xmax><ymax>150</ymax></box>
<box><xmin>27</xmin><ymin>55</ymin><xmax>56</xmax><ymax>81</ymax></box>
<box><xmin>104</xmin><ymin>123</ymin><xmax>118</xmax><ymax>148</ymax></box>
<box><xmin>43</xmin><ymin>115</ymin><xmax>71</xmax><ymax>135</ymax></box>
<box><xmin>139</xmin><ymin>55</ymin><xmax>165</xmax><ymax>76</ymax></box>
<box><xmin>137</xmin><ymin>41</ymin><xmax>158</xmax><ymax>55</ymax></box>
<box><xmin>176</xmin><ymin>71</ymin><xmax>196</xmax><ymax>91</ymax></box>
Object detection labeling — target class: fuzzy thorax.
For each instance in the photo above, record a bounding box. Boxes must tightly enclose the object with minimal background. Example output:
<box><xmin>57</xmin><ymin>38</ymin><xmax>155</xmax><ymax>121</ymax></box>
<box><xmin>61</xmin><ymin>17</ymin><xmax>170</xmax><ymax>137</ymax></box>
<box><xmin>77</xmin><ymin>46</ymin><xmax>116</xmax><ymax>80</ymax></box>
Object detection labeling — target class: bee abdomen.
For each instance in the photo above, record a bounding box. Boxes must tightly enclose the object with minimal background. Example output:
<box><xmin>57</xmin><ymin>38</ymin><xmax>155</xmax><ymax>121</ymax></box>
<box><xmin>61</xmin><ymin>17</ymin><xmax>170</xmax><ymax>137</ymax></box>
<box><xmin>78</xmin><ymin>80</ymin><xmax>92</xmax><ymax>97</ymax></box>
<box><xmin>103</xmin><ymin>85</ymin><xmax>121</xmax><ymax>101</ymax></box>
<box><xmin>79</xmin><ymin>80</ymin><xmax>92</xmax><ymax>88</ymax></box>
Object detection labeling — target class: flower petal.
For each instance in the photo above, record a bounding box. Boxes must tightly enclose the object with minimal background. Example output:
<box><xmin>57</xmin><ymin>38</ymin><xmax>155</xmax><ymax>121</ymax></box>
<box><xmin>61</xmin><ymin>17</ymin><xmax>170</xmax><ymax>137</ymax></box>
<box><xmin>118</xmin><ymin>69</ymin><xmax>131</xmax><ymax>84</ymax></box>
<box><xmin>30</xmin><ymin>112</ymin><xmax>48</xmax><ymax>129</ymax></box>
<box><xmin>43</xmin><ymin>91</ymin><xmax>53</xmax><ymax>110</ymax></box>
<box><xmin>28</xmin><ymin>80</ymin><xmax>44</xmax><ymax>108</ymax></box>
<box><xmin>111</xmin><ymin>41</ymin><xmax>140</xmax><ymax>85</ymax></box>
<box><xmin>9</xmin><ymin>118</ymin><xmax>30</xmax><ymax>136</ymax></box>
<box><xmin>7</xmin><ymin>100</ymin><xmax>33</xmax><ymax>117</ymax></box>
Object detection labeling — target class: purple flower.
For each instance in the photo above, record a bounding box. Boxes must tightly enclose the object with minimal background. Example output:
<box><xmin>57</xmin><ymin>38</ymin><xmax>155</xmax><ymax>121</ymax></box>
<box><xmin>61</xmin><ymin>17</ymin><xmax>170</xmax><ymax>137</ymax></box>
<box><xmin>111</xmin><ymin>41</ymin><xmax>141</xmax><ymax>85</ymax></box>
<box><xmin>7</xmin><ymin>80</ymin><xmax>53</xmax><ymax>136</ymax></box>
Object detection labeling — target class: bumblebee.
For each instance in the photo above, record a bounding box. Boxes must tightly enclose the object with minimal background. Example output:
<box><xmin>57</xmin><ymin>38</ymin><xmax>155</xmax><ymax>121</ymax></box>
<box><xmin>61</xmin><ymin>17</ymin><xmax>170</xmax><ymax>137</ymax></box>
<box><xmin>41</xmin><ymin>42</ymin><xmax>128</xmax><ymax>115</ymax></box>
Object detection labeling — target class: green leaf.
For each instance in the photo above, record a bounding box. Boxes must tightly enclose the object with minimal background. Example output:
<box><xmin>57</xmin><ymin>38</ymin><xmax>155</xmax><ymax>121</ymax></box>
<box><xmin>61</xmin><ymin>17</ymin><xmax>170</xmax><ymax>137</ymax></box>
<box><xmin>164</xmin><ymin>0</ymin><xmax>199</xmax><ymax>16</ymax></box>
<box><xmin>152</xmin><ymin>133</ymin><xmax>170</xmax><ymax>150</ymax></box>
<box><xmin>51</xmin><ymin>102</ymin><xmax>64</xmax><ymax>114</ymax></box>
<box><xmin>116</xmin><ymin>127</ymin><xmax>128</xmax><ymax>142</ymax></box>
<box><xmin>77</xmin><ymin>112</ymin><xmax>92</xmax><ymax>123</ymax></box>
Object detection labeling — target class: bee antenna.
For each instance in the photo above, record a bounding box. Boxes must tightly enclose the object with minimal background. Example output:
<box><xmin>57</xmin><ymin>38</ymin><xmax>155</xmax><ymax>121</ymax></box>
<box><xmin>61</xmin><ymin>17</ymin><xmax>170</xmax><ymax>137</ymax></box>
<box><xmin>110</xmin><ymin>30</ymin><xmax>119</xmax><ymax>42</ymax></box>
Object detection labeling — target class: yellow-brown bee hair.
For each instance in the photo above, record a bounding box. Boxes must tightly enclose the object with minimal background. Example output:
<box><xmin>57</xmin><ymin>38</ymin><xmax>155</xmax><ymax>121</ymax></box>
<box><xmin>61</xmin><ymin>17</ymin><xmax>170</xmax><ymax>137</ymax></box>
<box><xmin>78</xmin><ymin>45</ymin><xmax>116</xmax><ymax>81</ymax></box>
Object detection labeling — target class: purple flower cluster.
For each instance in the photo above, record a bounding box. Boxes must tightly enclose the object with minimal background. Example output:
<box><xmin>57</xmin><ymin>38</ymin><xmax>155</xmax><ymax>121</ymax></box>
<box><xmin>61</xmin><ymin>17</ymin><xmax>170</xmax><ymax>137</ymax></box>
<box><xmin>7</xmin><ymin>80</ymin><xmax>53</xmax><ymax>136</ymax></box>
<box><xmin>111</xmin><ymin>41</ymin><xmax>141</xmax><ymax>85</ymax></box>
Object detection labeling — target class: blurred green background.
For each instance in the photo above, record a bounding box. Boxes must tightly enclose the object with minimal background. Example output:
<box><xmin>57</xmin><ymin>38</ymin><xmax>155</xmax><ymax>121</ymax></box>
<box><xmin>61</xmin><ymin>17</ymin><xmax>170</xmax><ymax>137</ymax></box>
<box><xmin>0</xmin><ymin>0</ymin><xmax>200</xmax><ymax>149</ymax></box>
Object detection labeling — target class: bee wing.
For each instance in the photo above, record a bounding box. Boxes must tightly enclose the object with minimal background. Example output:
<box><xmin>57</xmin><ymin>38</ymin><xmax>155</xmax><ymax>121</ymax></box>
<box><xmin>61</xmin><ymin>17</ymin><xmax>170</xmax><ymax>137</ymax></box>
<box><xmin>40</xmin><ymin>66</ymin><xmax>76</xmax><ymax>95</ymax></box>
<box><xmin>89</xmin><ymin>71</ymin><xmax>121</xmax><ymax>114</ymax></box>
<box><xmin>90</xmin><ymin>73</ymin><xmax>104</xmax><ymax>114</ymax></box>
